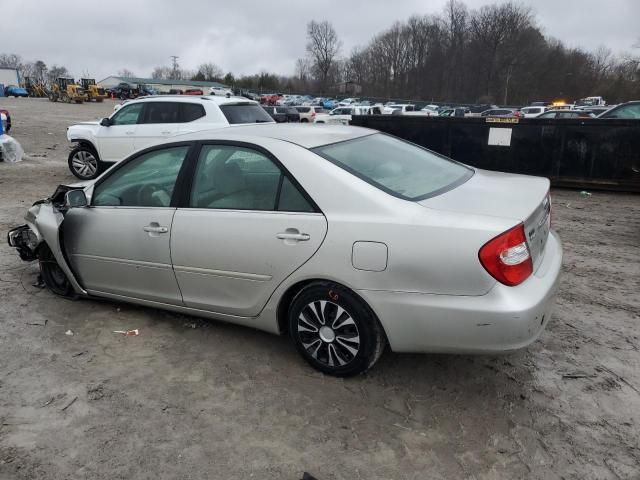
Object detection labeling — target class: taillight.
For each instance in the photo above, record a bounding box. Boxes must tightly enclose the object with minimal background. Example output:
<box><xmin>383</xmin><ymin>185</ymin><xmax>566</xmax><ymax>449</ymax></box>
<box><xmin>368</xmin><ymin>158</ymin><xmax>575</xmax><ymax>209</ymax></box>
<box><xmin>479</xmin><ymin>223</ymin><xmax>533</xmax><ymax>286</ymax></box>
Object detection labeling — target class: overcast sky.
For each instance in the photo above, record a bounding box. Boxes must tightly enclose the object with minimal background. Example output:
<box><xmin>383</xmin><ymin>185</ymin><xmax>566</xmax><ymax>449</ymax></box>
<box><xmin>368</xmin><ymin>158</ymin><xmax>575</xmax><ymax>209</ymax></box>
<box><xmin>4</xmin><ymin>0</ymin><xmax>639</xmax><ymax>81</ymax></box>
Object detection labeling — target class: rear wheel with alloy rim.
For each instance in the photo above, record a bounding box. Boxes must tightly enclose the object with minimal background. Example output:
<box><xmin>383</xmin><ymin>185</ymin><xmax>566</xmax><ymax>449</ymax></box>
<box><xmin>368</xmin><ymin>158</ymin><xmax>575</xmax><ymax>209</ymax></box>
<box><xmin>288</xmin><ymin>282</ymin><xmax>386</xmax><ymax>377</ymax></box>
<box><xmin>68</xmin><ymin>145</ymin><xmax>102</xmax><ymax>180</ymax></box>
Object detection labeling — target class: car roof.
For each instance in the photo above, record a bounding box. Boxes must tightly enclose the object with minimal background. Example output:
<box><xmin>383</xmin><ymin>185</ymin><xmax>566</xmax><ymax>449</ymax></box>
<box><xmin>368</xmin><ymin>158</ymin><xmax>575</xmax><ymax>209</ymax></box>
<box><xmin>122</xmin><ymin>95</ymin><xmax>256</xmax><ymax>105</ymax></box>
<box><xmin>171</xmin><ymin>124</ymin><xmax>376</xmax><ymax>149</ymax></box>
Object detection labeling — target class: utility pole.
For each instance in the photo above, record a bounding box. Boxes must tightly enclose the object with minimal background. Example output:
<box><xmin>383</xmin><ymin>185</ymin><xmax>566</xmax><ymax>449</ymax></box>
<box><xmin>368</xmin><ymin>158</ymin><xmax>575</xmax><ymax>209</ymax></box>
<box><xmin>170</xmin><ymin>56</ymin><xmax>179</xmax><ymax>79</ymax></box>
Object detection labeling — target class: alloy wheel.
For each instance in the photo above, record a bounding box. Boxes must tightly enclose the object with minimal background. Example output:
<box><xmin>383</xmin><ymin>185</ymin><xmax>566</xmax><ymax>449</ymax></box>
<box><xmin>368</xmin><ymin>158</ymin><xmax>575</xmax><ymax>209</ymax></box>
<box><xmin>71</xmin><ymin>150</ymin><xmax>98</xmax><ymax>178</ymax></box>
<box><xmin>297</xmin><ymin>300</ymin><xmax>361</xmax><ymax>368</ymax></box>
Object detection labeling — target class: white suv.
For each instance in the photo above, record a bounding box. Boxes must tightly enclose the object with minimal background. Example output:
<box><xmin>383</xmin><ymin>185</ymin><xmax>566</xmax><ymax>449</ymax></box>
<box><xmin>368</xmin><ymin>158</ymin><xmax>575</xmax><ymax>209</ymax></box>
<box><xmin>66</xmin><ymin>95</ymin><xmax>274</xmax><ymax>179</ymax></box>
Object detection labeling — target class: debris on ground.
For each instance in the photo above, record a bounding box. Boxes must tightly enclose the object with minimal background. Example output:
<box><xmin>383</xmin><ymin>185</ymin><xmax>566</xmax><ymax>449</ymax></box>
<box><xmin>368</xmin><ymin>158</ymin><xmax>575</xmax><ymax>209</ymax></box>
<box><xmin>60</xmin><ymin>396</ymin><xmax>77</xmax><ymax>412</ymax></box>
<box><xmin>580</xmin><ymin>190</ymin><xmax>592</xmax><ymax>197</ymax></box>
<box><xmin>64</xmin><ymin>330</ymin><xmax>74</xmax><ymax>336</ymax></box>
<box><xmin>0</xmin><ymin>134</ymin><xmax>24</xmax><ymax>163</ymax></box>
<box><xmin>26</xmin><ymin>319</ymin><xmax>48</xmax><ymax>326</ymax></box>
<box><xmin>562</xmin><ymin>372</ymin><xmax>590</xmax><ymax>379</ymax></box>
<box><xmin>113</xmin><ymin>329</ymin><xmax>139</xmax><ymax>336</ymax></box>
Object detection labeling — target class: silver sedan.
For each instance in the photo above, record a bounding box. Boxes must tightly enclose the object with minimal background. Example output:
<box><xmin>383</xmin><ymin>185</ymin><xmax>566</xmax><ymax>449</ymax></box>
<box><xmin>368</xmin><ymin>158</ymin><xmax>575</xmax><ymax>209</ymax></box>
<box><xmin>8</xmin><ymin>125</ymin><xmax>562</xmax><ymax>376</ymax></box>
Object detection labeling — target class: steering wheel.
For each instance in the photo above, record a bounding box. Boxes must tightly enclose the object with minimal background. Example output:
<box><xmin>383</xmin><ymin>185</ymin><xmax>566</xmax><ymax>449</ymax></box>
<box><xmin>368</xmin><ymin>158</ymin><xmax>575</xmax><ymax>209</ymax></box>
<box><xmin>137</xmin><ymin>184</ymin><xmax>166</xmax><ymax>206</ymax></box>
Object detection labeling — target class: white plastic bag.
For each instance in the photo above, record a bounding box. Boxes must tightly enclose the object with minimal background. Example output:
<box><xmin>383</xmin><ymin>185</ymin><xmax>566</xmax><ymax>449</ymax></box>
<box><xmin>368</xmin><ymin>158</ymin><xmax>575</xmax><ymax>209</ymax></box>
<box><xmin>0</xmin><ymin>134</ymin><xmax>24</xmax><ymax>163</ymax></box>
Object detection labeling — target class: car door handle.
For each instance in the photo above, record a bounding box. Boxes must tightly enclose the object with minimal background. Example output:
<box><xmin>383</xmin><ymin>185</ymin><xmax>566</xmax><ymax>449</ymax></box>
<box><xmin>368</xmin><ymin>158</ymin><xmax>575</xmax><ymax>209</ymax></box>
<box><xmin>161</xmin><ymin>131</ymin><xmax>173</xmax><ymax>135</ymax></box>
<box><xmin>143</xmin><ymin>225</ymin><xmax>168</xmax><ymax>234</ymax></box>
<box><xmin>125</xmin><ymin>131</ymin><xmax>134</xmax><ymax>135</ymax></box>
<box><xmin>277</xmin><ymin>231</ymin><xmax>310</xmax><ymax>241</ymax></box>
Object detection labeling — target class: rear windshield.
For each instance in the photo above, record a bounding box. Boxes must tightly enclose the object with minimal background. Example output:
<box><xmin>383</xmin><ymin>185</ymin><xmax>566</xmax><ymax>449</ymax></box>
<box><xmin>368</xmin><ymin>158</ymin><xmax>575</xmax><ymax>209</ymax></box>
<box><xmin>312</xmin><ymin>133</ymin><xmax>473</xmax><ymax>200</ymax></box>
<box><xmin>219</xmin><ymin>103</ymin><xmax>273</xmax><ymax>124</ymax></box>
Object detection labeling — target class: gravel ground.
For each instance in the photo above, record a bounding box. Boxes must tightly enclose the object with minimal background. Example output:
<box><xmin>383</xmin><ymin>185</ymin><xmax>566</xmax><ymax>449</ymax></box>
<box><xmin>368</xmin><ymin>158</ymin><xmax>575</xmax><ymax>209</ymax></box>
<box><xmin>1</xmin><ymin>97</ymin><xmax>639</xmax><ymax>480</ymax></box>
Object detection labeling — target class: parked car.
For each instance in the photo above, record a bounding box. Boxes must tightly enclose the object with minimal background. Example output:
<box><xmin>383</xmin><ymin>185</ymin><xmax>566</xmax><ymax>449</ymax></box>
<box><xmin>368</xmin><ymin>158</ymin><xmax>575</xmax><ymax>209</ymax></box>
<box><xmin>535</xmin><ymin>110</ymin><xmax>594</xmax><ymax>119</ymax></box>
<box><xmin>3</xmin><ymin>85</ymin><xmax>28</xmax><ymax>98</ymax></box>
<box><xmin>66</xmin><ymin>96</ymin><xmax>274</xmax><ymax>180</ymax></box>
<box><xmin>168</xmin><ymin>89</ymin><xmax>184</xmax><ymax>95</ymax></box>
<box><xmin>520</xmin><ymin>106</ymin><xmax>547</xmax><ymax>118</ymax></box>
<box><xmin>383</xmin><ymin>104</ymin><xmax>416</xmax><ymax>114</ymax></box>
<box><xmin>184</xmin><ymin>89</ymin><xmax>204</xmax><ymax>96</ymax></box>
<box><xmin>295</xmin><ymin>106</ymin><xmax>324</xmax><ymax>123</ymax></box>
<box><xmin>420</xmin><ymin>105</ymin><xmax>440</xmax><ymax>116</ymax></box>
<box><xmin>8</xmin><ymin>124</ymin><xmax>562</xmax><ymax>377</ymax></box>
<box><xmin>338</xmin><ymin>98</ymin><xmax>360</xmax><ymax>107</ymax></box>
<box><xmin>209</xmin><ymin>86</ymin><xmax>233</xmax><ymax>97</ymax></box>
<box><xmin>0</xmin><ymin>109</ymin><xmax>11</xmax><ymax>133</ymax></box>
<box><xmin>314</xmin><ymin>106</ymin><xmax>382</xmax><ymax>125</ymax></box>
<box><xmin>322</xmin><ymin>99</ymin><xmax>338</xmax><ymax>110</ymax></box>
<box><xmin>480</xmin><ymin>108</ymin><xmax>522</xmax><ymax>118</ymax></box>
<box><xmin>597</xmin><ymin>101</ymin><xmax>640</xmax><ymax>119</ymax></box>
<box><xmin>111</xmin><ymin>82</ymin><xmax>139</xmax><ymax>100</ymax></box>
<box><xmin>576</xmin><ymin>106</ymin><xmax>610</xmax><ymax>116</ymax></box>
<box><xmin>262</xmin><ymin>106</ymin><xmax>300</xmax><ymax>123</ymax></box>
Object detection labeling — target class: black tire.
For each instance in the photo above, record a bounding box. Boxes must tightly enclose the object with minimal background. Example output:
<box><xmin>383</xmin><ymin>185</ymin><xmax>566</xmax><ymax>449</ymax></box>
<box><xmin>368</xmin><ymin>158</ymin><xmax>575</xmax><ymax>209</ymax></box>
<box><xmin>68</xmin><ymin>145</ymin><xmax>103</xmax><ymax>180</ymax></box>
<box><xmin>38</xmin><ymin>244</ymin><xmax>74</xmax><ymax>297</ymax></box>
<box><xmin>288</xmin><ymin>282</ymin><xmax>386</xmax><ymax>377</ymax></box>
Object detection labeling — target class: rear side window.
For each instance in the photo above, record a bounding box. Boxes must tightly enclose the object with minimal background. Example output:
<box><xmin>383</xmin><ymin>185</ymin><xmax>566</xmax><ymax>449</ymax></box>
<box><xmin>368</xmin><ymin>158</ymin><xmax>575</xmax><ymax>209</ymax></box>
<box><xmin>143</xmin><ymin>102</ymin><xmax>180</xmax><ymax>124</ymax></box>
<box><xmin>219</xmin><ymin>103</ymin><xmax>273</xmax><ymax>124</ymax></box>
<box><xmin>180</xmin><ymin>103</ymin><xmax>206</xmax><ymax>122</ymax></box>
<box><xmin>313</xmin><ymin>134</ymin><xmax>473</xmax><ymax>201</ymax></box>
<box><xmin>189</xmin><ymin>145</ymin><xmax>315</xmax><ymax>212</ymax></box>
<box><xmin>296</xmin><ymin>107</ymin><xmax>310</xmax><ymax>113</ymax></box>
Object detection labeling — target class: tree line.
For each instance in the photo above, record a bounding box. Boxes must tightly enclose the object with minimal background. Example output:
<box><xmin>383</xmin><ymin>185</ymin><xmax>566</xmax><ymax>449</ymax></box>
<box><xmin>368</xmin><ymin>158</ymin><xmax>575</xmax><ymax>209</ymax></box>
<box><xmin>2</xmin><ymin>0</ymin><xmax>638</xmax><ymax>105</ymax></box>
<box><xmin>295</xmin><ymin>1</ymin><xmax>639</xmax><ymax>104</ymax></box>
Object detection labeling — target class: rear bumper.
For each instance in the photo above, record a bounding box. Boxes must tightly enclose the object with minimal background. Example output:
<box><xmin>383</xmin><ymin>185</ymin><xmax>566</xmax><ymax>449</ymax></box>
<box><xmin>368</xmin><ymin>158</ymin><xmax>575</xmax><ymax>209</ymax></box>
<box><xmin>358</xmin><ymin>231</ymin><xmax>563</xmax><ymax>353</ymax></box>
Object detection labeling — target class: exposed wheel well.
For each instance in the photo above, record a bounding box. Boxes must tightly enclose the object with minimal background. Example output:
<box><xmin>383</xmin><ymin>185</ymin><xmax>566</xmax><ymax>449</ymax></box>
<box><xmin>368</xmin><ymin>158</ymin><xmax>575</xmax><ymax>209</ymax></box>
<box><xmin>70</xmin><ymin>140</ymin><xmax>99</xmax><ymax>156</ymax></box>
<box><xmin>276</xmin><ymin>279</ymin><xmax>387</xmax><ymax>346</ymax></box>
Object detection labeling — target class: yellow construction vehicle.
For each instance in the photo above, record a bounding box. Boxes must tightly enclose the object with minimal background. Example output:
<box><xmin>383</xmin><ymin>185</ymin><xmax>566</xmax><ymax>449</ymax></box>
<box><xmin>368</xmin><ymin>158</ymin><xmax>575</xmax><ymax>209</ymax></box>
<box><xmin>80</xmin><ymin>78</ymin><xmax>107</xmax><ymax>102</ymax></box>
<box><xmin>48</xmin><ymin>77</ymin><xmax>85</xmax><ymax>103</ymax></box>
<box><xmin>24</xmin><ymin>77</ymin><xmax>47</xmax><ymax>97</ymax></box>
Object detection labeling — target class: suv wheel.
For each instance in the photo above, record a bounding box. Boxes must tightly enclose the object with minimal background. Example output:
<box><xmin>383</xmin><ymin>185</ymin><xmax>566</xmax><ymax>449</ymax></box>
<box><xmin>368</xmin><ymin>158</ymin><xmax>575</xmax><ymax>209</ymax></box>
<box><xmin>68</xmin><ymin>145</ymin><xmax>102</xmax><ymax>180</ymax></box>
<box><xmin>288</xmin><ymin>282</ymin><xmax>386</xmax><ymax>377</ymax></box>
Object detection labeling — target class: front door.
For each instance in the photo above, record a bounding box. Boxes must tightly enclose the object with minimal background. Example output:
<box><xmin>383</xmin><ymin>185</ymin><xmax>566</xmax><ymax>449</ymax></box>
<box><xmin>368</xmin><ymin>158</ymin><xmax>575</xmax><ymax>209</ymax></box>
<box><xmin>133</xmin><ymin>101</ymin><xmax>183</xmax><ymax>151</ymax></box>
<box><xmin>64</xmin><ymin>145</ymin><xmax>191</xmax><ymax>304</ymax></box>
<box><xmin>98</xmin><ymin>102</ymin><xmax>144</xmax><ymax>162</ymax></box>
<box><xmin>171</xmin><ymin>143</ymin><xmax>327</xmax><ymax>317</ymax></box>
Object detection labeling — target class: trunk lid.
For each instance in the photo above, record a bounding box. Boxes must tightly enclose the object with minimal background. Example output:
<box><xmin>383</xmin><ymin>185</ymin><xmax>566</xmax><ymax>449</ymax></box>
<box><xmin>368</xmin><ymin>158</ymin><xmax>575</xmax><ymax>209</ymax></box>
<box><xmin>419</xmin><ymin>168</ymin><xmax>551</xmax><ymax>268</ymax></box>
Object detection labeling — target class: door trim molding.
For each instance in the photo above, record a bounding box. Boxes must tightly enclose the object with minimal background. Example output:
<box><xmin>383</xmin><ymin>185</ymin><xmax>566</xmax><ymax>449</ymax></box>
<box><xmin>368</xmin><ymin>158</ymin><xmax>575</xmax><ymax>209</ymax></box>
<box><xmin>173</xmin><ymin>265</ymin><xmax>272</xmax><ymax>282</ymax></box>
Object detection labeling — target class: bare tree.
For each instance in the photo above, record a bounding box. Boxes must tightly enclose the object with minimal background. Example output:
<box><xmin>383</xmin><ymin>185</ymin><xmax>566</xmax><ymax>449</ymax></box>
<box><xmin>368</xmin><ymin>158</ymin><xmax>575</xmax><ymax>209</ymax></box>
<box><xmin>117</xmin><ymin>69</ymin><xmax>136</xmax><ymax>78</ymax></box>
<box><xmin>306</xmin><ymin>20</ymin><xmax>342</xmax><ymax>92</ymax></box>
<box><xmin>48</xmin><ymin>65</ymin><xmax>70</xmax><ymax>83</ymax></box>
<box><xmin>196</xmin><ymin>63</ymin><xmax>223</xmax><ymax>82</ymax></box>
<box><xmin>151</xmin><ymin>66</ymin><xmax>172</xmax><ymax>80</ymax></box>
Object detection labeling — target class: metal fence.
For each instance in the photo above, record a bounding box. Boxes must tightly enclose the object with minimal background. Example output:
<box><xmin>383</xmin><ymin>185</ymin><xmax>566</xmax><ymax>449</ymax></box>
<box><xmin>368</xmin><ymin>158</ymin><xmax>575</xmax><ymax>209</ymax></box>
<box><xmin>350</xmin><ymin>115</ymin><xmax>640</xmax><ymax>192</ymax></box>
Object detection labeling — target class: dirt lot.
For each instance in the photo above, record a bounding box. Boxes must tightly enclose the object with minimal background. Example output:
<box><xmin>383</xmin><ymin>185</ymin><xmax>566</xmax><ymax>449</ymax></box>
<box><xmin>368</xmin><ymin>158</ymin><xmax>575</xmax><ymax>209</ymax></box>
<box><xmin>1</xmin><ymin>97</ymin><xmax>639</xmax><ymax>480</ymax></box>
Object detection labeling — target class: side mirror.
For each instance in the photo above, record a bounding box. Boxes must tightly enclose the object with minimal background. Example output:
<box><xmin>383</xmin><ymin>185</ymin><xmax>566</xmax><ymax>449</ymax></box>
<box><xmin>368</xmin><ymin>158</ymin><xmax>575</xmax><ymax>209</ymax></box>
<box><xmin>64</xmin><ymin>190</ymin><xmax>88</xmax><ymax>209</ymax></box>
<box><xmin>100</xmin><ymin>117</ymin><xmax>112</xmax><ymax>127</ymax></box>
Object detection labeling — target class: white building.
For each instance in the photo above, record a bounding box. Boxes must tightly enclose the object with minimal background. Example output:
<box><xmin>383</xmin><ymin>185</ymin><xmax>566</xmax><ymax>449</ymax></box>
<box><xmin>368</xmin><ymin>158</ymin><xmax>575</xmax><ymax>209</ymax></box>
<box><xmin>0</xmin><ymin>67</ymin><xmax>20</xmax><ymax>90</ymax></box>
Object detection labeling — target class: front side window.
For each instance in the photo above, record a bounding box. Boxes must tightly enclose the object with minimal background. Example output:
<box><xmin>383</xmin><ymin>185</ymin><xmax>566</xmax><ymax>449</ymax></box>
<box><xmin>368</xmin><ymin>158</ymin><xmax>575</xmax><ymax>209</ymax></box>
<box><xmin>142</xmin><ymin>102</ymin><xmax>180</xmax><ymax>124</ymax></box>
<box><xmin>190</xmin><ymin>145</ymin><xmax>315</xmax><ymax>212</ymax></box>
<box><xmin>313</xmin><ymin>133</ymin><xmax>473</xmax><ymax>201</ymax></box>
<box><xmin>93</xmin><ymin>146</ymin><xmax>189</xmax><ymax>207</ymax></box>
<box><xmin>111</xmin><ymin>103</ymin><xmax>144</xmax><ymax>125</ymax></box>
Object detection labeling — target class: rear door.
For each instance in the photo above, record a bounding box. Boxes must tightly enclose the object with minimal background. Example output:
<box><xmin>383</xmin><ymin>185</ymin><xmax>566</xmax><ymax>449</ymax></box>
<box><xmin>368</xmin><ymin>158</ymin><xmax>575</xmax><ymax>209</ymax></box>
<box><xmin>98</xmin><ymin>102</ymin><xmax>143</xmax><ymax>162</ymax></box>
<box><xmin>171</xmin><ymin>143</ymin><xmax>327</xmax><ymax>317</ymax></box>
<box><xmin>134</xmin><ymin>101</ymin><xmax>182</xmax><ymax>151</ymax></box>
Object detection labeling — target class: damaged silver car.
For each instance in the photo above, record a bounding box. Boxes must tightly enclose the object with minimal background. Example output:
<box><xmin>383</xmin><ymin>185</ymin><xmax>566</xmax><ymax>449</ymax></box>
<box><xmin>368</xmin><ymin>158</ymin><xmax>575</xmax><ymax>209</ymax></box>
<box><xmin>8</xmin><ymin>125</ymin><xmax>562</xmax><ymax>377</ymax></box>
